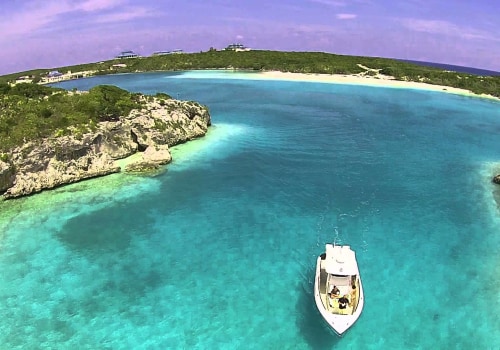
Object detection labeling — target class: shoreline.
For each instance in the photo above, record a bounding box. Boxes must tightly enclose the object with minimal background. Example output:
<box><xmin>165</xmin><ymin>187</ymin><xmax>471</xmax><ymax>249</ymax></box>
<box><xmin>257</xmin><ymin>71</ymin><xmax>500</xmax><ymax>102</ymax></box>
<box><xmin>41</xmin><ymin>68</ymin><xmax>499</xmax><ymax>102</ymax></box>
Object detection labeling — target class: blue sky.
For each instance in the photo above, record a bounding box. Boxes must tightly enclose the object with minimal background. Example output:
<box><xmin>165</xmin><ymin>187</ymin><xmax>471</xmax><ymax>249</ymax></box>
<box><xmin>1</xmin><ymin>0</ymin><xmax>499</xmax><ymax>75</ymax></box>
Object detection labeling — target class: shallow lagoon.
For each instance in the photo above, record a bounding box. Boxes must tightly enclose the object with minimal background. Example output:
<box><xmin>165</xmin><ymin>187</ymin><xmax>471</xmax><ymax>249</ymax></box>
<box><xmin>1</xmin><ymin>71</ymin><xmax>499</xmax><ymax>349</ymax></box>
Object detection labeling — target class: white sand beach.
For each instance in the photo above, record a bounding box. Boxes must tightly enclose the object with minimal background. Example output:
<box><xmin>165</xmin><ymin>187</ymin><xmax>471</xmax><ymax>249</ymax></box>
<box><xmin>258</xmin><ymin>71</ymin><xmax>499</xmax><ymax>101</ymax></box>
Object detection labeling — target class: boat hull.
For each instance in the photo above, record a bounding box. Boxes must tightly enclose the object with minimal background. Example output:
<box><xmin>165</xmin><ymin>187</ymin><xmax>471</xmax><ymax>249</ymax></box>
<box><xmin>314</xmin><ymin>247</ymin><xmax>364</xmax><ymax>336</ymax></box>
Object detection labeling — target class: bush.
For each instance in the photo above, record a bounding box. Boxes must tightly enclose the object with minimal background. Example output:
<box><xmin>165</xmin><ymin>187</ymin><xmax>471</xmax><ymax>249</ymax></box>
<box><xmin>0</xmin><ymin>84</ymin><xmax>147</xmax><ymax>152</ymax></box>
<box><xmin>85</xmin><ymin>85</ymin><xmax>142</xmax><ymax>121</ymax></box>
<box><xmin>0</xmin><ymin>153</ymin><xmax>9</xmax><ymax>162</ymax></box>
<box><xmin>9</xmin><ymin>83</ymin><xmax>55</xmax><ymax>98</ymax></box>
<box><xmin>155</xmin><ymin>92</ymin><xmax>172</xmax><ymax>99</ymax></box>
<box><xmin>0</xmin><ymin>83</ymin><xmax>11</xmax><ymax>95</ymax></box>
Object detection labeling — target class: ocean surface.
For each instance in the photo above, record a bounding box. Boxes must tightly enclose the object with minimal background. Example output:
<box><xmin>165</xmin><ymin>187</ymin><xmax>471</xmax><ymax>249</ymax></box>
<box><xmin>1</xmin><ymin>71</ymin><xmax>500</xmax><ymax>349</ymax></box>
<box><xmin>397</xmin><ymin>60</ymin><xmax>500</xmax><ymax>76</ymax></box>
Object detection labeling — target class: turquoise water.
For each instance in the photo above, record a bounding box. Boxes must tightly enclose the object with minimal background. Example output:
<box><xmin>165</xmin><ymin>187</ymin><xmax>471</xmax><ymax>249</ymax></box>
<box><xmin>1</xmin><ymin>71</ymin><xmax>500</xmax><ymax>349</ymax></box>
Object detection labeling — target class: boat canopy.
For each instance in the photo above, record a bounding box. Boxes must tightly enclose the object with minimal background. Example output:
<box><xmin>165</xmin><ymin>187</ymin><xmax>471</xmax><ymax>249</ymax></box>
<box><xmin>324</xmin><ymin>244</ymin><xmax>359</xmax><ymax>275</ymax></box>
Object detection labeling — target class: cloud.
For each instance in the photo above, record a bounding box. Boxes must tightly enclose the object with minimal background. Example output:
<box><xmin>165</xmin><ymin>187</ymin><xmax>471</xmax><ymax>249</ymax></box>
<box><xmin>309</xmin><ymin>0</ymin><xmax>373</xmax><ymax>6</ymax></box>
<box><xmin>93</xmin><ymin>6</ymin><xmax>156</xmax><ymax>24</ymax></box>
<box><xmin>76</xmin><ymin>0</ymin><xmax>123</xmax><ymax>12</ymax></box>
<box><xmin>309</xmin><ymin>0</ymin><xmax>347</xmax><ymax>6</ymax></box>
<box><xmin>0</xmin><ymin>0</ymin><xmax>153</xmax><ymax>40</ymax></box>
<box><xmin>0</xmin><ymin>1</ymin><xmax>68</xmax><ymax>37</ymax></box>
<box><xmin>336</xmin><ymin>13</ymin><xmax>357</xmax><ymax>20</ymax></box>
<box><xmin>401</xmin><ymin>19</ymin><xmax>459</xmax><ymax>35</ymax></box>
<box><xmin>400</xmin><ymin>18</ymin><xmax>499</xmax><ymax>42</ymax></box>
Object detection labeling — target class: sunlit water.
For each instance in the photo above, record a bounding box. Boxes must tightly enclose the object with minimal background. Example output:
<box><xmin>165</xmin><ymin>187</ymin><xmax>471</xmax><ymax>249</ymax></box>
<box><xmin>1</xmin><ymin>71</ymin><xmax>499</xmax><ymax>349</ymax></box>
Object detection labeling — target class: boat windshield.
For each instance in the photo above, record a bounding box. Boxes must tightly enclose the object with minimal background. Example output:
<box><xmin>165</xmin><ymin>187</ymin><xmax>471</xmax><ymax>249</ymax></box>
<box><xmin>327</xmin><ymin>274</ymin><xmax>351</xmax><ymax>293</ymax></box>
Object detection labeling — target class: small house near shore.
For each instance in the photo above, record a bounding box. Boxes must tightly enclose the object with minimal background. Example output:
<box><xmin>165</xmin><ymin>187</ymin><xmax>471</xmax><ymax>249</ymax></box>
<box><xmin>38</xmin><ymin>70</ymin><xmax>96</xmax><ymax>84</ymax></box>
<box><xmin>116</xmin><ymin>51</ymin><xmax>140</xmax><ymax>59</ymax></box>
<box><xmin>225</xmin><ymin>43</ymin><xmax>251</xmax><ymax>52</ymax></box>
<box><xmin>47</xmin><ymin>70</ymin><xmax>62</xmax><ymax>77</ymax></box>
<box><xmin>15</xmin><ymin>75</ymin><xmax>35</xmax><ymax>84</ymax></box>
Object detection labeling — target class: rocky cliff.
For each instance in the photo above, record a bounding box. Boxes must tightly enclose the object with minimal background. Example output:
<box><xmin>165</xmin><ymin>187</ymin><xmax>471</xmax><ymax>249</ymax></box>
<box><xmin>0</xmin><ymin>97</ymin><xmax>211</xmax><ymax>199</ymax></box>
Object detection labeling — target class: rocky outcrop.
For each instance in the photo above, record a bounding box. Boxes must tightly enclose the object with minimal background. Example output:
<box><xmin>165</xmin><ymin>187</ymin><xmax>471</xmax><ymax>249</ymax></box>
<box><xmin>2</xmin><ymin>98</ymin><xmax>211</xmax><ymax>199</ymax></box>
<box><xmin>493</xmin><ymin>174</ymin><xmax>500</xmax><ymax>185</ymax></box>
<box><xmin>0</xmin><ymin>160</ymin><xmax>16</xmax><ymax>192</ymax></box>
<box><xmin>125</xmin><ymin>145</ymin><xmax>172</xmax><ymax>173</ymax></box>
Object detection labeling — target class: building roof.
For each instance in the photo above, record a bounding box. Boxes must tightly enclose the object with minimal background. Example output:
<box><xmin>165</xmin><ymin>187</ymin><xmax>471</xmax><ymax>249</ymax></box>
<box><xmin>116</xmin><ymin>51</ymin><xmax>139</xmax><ymax>58</ymax></box>
<box><xmin>225</xmin><ymin>43</ymin><xmax>250</xmax><ymax>50</ymax></box>
<box><xmin>47</xmin><ymin>70</ymin><xmax>62</xmax><ymax>77</ymax></box>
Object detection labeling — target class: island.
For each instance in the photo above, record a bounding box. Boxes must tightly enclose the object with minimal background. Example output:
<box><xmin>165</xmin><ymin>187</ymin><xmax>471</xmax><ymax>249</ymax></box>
<box><xmin>1</xmin><ymin>50</ymin><xmax>499</xmax><ymax>98</ymax></box>
<box><xmin>0</xmin><ymin>83</ymin><xmax>211</xmax><ymax>199</ymax></box>
<box><xmin>1</xmin><ymin>50</ymin><xmax>499</xmax><ymax>197</ymax></box>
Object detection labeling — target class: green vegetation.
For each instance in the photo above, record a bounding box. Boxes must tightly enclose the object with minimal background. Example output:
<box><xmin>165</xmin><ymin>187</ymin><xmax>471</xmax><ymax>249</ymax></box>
<box><xmin>0</xmin><ymin>83</ymin><xmax>143</xmax><ymax>152</ymax></box>
<box><xmin>1</xmin><ymin>50</ymin><xmax>497</xmax><ymax>97</ymax></box>
<box><xmin>155</xmin><ymin>92</ymin><xmax>172</xmax><ymax>100</ymax></box>
<box><xmin>153</xmin><ymin>119</ymin><xmax>168</xmax><ymax>132</ymax></box>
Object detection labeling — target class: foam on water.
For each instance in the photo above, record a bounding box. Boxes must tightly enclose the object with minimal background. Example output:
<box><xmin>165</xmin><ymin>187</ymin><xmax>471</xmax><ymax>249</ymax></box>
<box><xmin>1</xmin><ymin>72</ymin><xmax>500</xmax><ymax>349</ymax></box>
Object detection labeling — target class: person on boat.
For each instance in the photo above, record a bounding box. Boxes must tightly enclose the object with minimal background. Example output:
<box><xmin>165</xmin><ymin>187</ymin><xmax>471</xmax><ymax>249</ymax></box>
<box><xmin>338</xmin><ymin>295</ymin><xmax>349</xmax><ymax>309</ymax></box>
<box><xmin>330</xmin><ymin>285</ymin><xmax>340</xmax><ymax>297</ymax></box>
<box><xmin>350</xmin><ymin>284</ymin><xmax>357</xmax><ymax>304</ymax></box>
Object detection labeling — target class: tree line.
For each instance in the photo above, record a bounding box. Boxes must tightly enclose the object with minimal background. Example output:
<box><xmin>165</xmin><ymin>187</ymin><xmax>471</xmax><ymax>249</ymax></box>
<box><xmin>1</xmin><ymin>50</ymin><xmax>498</xmax><ymax>97</ymax></box>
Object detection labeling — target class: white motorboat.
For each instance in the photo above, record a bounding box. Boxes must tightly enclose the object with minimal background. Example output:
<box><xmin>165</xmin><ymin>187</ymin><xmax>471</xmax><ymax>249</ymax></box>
<box><xmin>314</xmin><ymin>244</ymin><xmax>364</xmax><ymax>336</ymax></box>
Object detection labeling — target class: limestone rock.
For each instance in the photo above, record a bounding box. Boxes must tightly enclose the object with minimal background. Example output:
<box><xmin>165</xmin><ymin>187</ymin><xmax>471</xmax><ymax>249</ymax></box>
<box><xmin>0</xmin><ymin>160</ymin><xmax>15</xmax><ymax>192</ymax></box>
<box><xmin>493</xmin><ymin>174</ymin><xmax>500</xmax><ymax>185</ymax></box>
<box><xmin>124</xmin><ymin>162</ymin><xmax>162</xmax><ymax>174</ymax></box>
<box><xmin>125</xmin><ymin>145</ymin><xmax>172</xmax><ymax>174</ymax></box>
<box><xmin>142</xmin><ymin>144</ymin><xmax>172</xmax><ymax>164</ymax></box>
<box><xmin>4</xmin><ymin>153</ymin><xmax>121</xmax><ymax>199</ymax></box>
<box><xmin>1</xmin><ymin>97</ymin><xmax>211</xmax><ymax>199</ymax></box>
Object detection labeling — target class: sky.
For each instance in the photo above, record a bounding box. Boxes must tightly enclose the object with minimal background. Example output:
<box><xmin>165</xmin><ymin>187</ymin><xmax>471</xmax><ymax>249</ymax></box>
<box><xmin>1</xmin><ymin>0</ymin><xmax>499</xmax><ymax>75</ymax></box>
